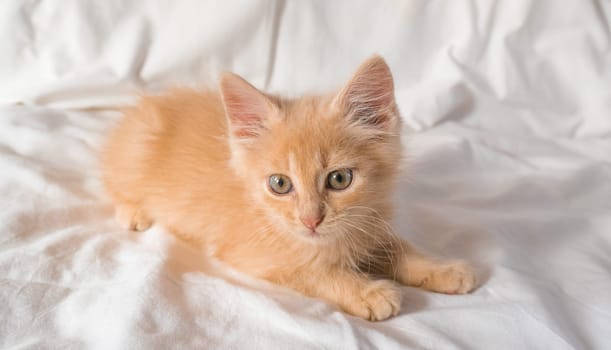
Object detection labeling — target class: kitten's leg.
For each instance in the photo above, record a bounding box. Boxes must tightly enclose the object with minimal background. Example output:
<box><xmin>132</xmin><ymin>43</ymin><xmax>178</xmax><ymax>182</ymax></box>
<box><xmin>273</xmin><ymin>268</ymin><xmax>401</xmax><ymax>321</ymax></box>
<box><xmin>392</xmin><ymin>240</ymin><xmax>476</xmax><ymax>294</ymax></box>
<box><xmin>115</xmin><ymin>203</ymin><xmax>153</xmax><ymax>231</ymax></box>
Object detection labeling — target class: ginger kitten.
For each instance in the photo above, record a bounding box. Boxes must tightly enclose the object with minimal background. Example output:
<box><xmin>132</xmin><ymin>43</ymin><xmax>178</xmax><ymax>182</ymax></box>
<box><xmin>101</xmin><ymin>56</ymin><xmax>476</xmax><ymax>321</ymax></box>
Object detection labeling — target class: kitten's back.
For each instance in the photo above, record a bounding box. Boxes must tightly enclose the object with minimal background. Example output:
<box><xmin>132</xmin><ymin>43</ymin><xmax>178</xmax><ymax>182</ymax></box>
<box><xmin>101</xmin><ymin>89</ymin><xmax>243</xmax><ymax>239</ymax></box>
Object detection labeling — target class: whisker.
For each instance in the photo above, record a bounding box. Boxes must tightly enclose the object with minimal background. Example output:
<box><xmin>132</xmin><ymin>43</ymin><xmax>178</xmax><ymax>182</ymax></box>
<box><xmin>330</xmin><ymin>206</ymin><xmax>406</xmax><ymax>278</ymax></box>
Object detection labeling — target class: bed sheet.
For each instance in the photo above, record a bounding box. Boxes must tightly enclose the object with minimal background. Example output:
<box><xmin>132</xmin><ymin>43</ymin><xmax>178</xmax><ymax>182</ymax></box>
<box><xmin>1</xmin><ymin>1</ymin><xmax>610</xmax><ymax>349</ymax></box>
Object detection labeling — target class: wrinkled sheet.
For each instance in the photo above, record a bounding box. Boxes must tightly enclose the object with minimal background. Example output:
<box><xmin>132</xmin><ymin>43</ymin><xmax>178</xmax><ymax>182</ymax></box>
<box><xmin>1</xmin><ymin>1</ymin><xmax>611</xmax><ymax>349</ymax></box>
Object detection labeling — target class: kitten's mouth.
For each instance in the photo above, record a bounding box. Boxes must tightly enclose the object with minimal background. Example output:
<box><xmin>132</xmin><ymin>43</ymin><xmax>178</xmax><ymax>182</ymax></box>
<box><xmin>307</xmin><ymin>230</ymin><xmax>321</xmax><ymax>238</ymax></box>
<box><xmin>298</xmin><ymin>227</ymin><xmax>323</xmax><ymax>239</ymax></box>
<box><xmin>294</xmin><ymin>226</ymin><xmax>329</xmax><ymax>242</ymax></box>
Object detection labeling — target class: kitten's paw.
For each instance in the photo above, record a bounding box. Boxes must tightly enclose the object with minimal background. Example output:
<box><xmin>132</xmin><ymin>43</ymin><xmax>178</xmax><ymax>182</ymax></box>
<box><xmin>429</xmin><ymin>261</ymin><xmax>477</xmax><ymax>294</ymax></box>
<box><xmin>115</xmin><ymin>204</ymin><xmax>153</xmax><ymax>231</ymax></box>
<box><xmin>348</xmin><ymin>280</ymin><xmax>402</xmax><ymax>321</ymax></box>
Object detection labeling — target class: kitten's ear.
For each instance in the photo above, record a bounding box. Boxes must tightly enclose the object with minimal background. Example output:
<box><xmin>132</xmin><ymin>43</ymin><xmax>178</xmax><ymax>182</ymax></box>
<box><xmin>220</xmin><ymin>73</ymin><xmax>277</xmax><ymax>140</ymax></box>
<box><xmin>333</xmin><ymin>55</ymin><xmax>399</xmax><ymax>131</ymax></box>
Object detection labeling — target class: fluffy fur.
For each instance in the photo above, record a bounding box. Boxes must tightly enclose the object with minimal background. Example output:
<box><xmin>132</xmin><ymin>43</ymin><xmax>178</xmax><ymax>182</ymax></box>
<box><xmin>101</xmin><ymin>56</ymin><xmax>476</xmax><ymax>321</ymax></box>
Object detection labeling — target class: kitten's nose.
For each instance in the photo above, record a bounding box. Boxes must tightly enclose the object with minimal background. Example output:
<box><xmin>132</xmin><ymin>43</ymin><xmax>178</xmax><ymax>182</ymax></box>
<box><xmin>300</xmin><ymin>215</ymin><xmax>324</xmax><ymax>230</ymax></box>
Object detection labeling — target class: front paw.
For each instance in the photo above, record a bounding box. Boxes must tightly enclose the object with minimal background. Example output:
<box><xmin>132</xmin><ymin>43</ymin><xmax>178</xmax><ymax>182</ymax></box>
<box><xmin>346</xmin><ymin>280</ymin><xmax>402</xmax><ymax>321</ymax></box>
<box><xmin>430</xmin><ymin>261</ymin><xmax>477</xmax><ymax>294</ymax></box>
<box><xmin>115</xmin><ymin>204</ymin><xmax>153</xmax><ymax>231</ymax></box>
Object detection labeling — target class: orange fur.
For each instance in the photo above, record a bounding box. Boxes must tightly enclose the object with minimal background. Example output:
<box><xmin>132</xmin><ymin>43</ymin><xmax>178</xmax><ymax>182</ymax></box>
<box><xmin>101</xmin><ymin>56</ymin><xmax>476</xmax><ymax>321</ymax></box>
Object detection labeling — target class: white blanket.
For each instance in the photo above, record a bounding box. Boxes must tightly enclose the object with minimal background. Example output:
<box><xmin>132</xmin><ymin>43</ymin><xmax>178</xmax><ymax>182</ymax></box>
<box><xmin>1</xmin><ymin>1</ymin><xmax>610</xmax><ymax>349</ymax></box>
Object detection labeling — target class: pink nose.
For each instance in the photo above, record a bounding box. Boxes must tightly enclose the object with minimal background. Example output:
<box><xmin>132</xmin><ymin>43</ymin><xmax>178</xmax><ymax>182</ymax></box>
<box><xmin>300</xmin><ymin>215</ymin><xmax>324</xmax><ymax>230</ymax></box>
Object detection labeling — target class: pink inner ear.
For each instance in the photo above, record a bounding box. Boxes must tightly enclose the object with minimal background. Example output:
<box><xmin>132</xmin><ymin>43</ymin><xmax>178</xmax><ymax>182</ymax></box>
<box><xmin>223</xmin><ymin>95</ymin><xmax>266</xmax><ymax>138</ymax></box>
<box><xmin>220</xmin><ymin>73</ymin><xmax>275</xmax><ymax>139</ymax></box>
<box><xmin>337</xmin><ymin>56</ymin><xmax>397</xmax><ymax>129</ymax></box>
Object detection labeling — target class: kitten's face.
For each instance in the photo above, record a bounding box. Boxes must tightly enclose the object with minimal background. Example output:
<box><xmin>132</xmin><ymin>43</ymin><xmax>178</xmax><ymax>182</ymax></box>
<box><xmin>220</xmin><ymin>56</ymin><xmax>401</xmax><ymax>244</ymax></box>
<box><xmin>246</xmin><ymin>99</ymin><xmax>401</xmax><ymax>243</ymax></box>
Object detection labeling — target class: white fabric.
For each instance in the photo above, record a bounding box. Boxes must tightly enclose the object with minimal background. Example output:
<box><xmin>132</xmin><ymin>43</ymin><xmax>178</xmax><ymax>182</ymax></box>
<box><xmin>1</xmin><ymin>1</ymin><xmax>610</xmax><ymax>349</ymax></box>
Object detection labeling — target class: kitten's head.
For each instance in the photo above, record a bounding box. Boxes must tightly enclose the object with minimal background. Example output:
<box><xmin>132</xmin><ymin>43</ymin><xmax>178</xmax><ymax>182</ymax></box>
<box><xmin>220</xmin><ymin>56</ymin><xmax>402</xmax><ymax>244</ymax></box>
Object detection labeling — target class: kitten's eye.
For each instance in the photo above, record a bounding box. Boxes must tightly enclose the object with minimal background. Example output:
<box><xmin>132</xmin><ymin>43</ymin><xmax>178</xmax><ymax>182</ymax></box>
<box><xmin>268</xmin><ymin>174</ymin><xmax>293</xmax><ymax>195</ymax></box>
<box><xmin>326</xmin><ymin>169</ymin><xmax>353</xmax><ymax>190</ymax></box>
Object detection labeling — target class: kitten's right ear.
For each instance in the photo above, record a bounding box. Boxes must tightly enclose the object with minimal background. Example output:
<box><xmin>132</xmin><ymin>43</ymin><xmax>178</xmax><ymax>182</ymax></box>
<box><xmin>219</xmin><ymin>73</ymin><xmax>277</xmax><ymax>140</ymax></box>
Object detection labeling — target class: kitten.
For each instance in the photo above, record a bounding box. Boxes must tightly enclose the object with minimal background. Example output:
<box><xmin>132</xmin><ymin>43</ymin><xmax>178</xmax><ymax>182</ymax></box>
<box><xmin>101</xmin><ymin>56</ymin><xmax>476</xmax><ymax>321</ymax></box>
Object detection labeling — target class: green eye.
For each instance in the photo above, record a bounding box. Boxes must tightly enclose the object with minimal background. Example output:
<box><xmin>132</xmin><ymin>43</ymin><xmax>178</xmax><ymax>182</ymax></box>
<box><xmin>268</xmin><ymin>174</ymin><xmax>293</xmax><ymax>194</ymax></box>
<box><xmin>326</xmin><ymin>169</ymin><xmax>353</xmax><ymax>190</ymax></box>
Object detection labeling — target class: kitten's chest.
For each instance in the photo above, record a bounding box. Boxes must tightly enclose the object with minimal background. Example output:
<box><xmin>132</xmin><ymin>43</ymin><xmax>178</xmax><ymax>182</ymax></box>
<box><xmin>209</xmin><ymin>230</ymin><xmax>319</xmax><ymax>278</ymax></box>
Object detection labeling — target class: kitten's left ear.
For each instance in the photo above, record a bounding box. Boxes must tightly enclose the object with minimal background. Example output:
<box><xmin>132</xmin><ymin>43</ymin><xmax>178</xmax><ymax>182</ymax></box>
<box><xmin>333</xmin><ymin>55</ymin><xmax>399</xmax><ymax>131</ymax></box>
<box><xmin>220</xmin><ymin>73</ymin><xmax>278</xmax><ymax>141</ymax></box>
